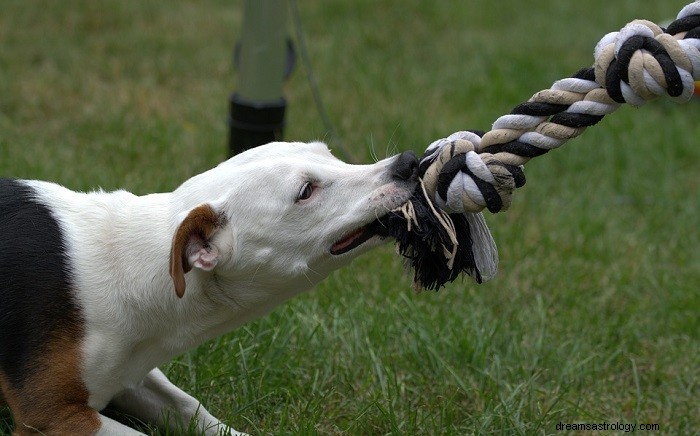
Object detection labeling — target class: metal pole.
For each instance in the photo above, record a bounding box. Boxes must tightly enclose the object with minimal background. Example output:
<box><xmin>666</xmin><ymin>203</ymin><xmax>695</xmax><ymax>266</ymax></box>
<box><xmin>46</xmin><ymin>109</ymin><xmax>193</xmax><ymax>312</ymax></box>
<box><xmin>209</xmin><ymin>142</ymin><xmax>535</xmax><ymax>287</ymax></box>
<box><xmin>229</xmin><ymin>0</ymin><xmax>291</xmax><ymax>156</ymax></box>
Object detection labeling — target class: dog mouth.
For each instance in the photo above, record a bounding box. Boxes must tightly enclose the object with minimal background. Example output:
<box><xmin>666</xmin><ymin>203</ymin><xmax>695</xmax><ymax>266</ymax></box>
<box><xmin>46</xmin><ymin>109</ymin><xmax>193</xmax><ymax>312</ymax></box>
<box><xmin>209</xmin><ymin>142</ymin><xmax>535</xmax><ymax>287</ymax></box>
<box><xmin>329</xmin><ymin>183</ymin><xmax>417</xmax><ymax>256</ymax></box>
<box><xmin>329</xmin><ymin>219</ymin><xmax>390</xmax><ymax>256</ymax></box>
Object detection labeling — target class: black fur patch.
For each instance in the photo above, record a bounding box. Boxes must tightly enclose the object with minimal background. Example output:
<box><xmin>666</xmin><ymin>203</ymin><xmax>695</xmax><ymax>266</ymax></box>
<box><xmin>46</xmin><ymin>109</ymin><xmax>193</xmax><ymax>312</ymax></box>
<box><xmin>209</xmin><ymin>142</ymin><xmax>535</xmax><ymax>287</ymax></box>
<box><xmin>0</xmin><ymin>179</ymin><xmax>82</xmax><ymax>389</ymax></box>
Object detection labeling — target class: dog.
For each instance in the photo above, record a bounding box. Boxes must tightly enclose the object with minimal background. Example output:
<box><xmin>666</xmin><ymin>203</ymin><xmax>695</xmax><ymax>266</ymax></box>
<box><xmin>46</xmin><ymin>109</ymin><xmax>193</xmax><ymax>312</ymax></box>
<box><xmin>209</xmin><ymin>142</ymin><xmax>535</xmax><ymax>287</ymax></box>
<box><xmin>0</xmin><ymin>141</ymin><xmax>419</xmax><ymax>435</ymax></box>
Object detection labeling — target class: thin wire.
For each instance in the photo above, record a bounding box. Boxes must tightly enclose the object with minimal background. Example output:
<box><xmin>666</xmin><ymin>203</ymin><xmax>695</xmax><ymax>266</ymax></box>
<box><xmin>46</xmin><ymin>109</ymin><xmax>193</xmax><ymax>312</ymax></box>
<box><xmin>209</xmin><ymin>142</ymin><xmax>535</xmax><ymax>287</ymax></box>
<box><xmin>288</xmin><ymin>0</ymin><xmax>358</xmax><ymax>162</ymax></box>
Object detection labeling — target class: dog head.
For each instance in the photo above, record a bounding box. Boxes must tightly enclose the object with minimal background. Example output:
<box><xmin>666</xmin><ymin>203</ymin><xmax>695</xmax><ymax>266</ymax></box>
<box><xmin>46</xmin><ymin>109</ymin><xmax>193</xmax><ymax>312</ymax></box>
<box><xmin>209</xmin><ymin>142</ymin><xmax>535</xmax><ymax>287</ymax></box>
<box><xmin>169</xmin><ymin>141</ymin><xmax>418</xmax><ymax>301</ymax></box>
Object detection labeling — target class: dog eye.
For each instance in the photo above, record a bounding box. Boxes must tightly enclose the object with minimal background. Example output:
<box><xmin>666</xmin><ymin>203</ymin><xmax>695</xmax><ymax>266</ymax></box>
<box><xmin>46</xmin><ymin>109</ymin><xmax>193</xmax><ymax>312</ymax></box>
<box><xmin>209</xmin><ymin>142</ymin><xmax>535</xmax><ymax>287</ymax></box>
<box><xmin>297</xmin><ymin>182</ymin><xmax>314</xmax><ymax>201</ymax></box>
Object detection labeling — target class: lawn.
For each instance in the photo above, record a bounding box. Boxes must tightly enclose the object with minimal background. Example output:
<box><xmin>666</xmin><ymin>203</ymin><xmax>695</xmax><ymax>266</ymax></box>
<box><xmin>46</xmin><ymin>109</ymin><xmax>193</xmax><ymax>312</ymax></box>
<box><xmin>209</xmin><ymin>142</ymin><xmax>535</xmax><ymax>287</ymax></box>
<box><xmin>1</xmin><ymin>0</ymin><xmax>698</xmax><ymax>434</ymax></box>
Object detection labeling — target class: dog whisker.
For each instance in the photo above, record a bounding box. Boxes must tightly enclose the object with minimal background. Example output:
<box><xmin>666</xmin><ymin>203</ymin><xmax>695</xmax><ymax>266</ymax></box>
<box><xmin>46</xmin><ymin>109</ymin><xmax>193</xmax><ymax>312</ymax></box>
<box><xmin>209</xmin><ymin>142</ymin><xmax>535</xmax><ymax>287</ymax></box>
<box><xmin>385</xmin><ymin>123</ymin><xmax>402</xmax><ymax>159</ymax></box>
<box><xmin>305</xmin><ymin>265</ymin><xmax>324</xmax><ymax>280</ymax></box>
<box><xmin>301</xmin><ymin>270</ymin><xmax>315</xmax><ymax>287</ymax></box>
<box><xmin>368</xmin><ymin>139</ymin><xmax>379</xmax><ymax>164</ymax></box>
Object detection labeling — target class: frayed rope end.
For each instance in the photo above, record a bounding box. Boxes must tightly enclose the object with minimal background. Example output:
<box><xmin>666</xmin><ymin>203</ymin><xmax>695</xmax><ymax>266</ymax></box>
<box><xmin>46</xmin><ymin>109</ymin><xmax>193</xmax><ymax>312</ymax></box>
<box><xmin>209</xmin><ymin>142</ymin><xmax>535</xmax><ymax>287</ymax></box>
<box><xmin>380</xmin><ymin>178</ymin><xmax>498</xmax><ymax>291</ymax></box>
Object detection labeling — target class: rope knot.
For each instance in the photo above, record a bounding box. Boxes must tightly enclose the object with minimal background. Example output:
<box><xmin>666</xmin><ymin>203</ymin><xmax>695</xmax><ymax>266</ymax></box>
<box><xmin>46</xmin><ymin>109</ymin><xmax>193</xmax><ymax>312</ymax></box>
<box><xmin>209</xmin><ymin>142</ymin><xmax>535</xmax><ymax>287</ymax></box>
<box><xmin>382</xmin><ymin>1</ymin><xmax>700</xmax><ymax>291</ymax></box>
<box><xmin>594</xmin><ymin>5</ymin><xmax>700</xmax><ymax>106</ymax></box>
<box><xmin>418</xmin><ymin>131</ymin><xmax>525</xmax><ymax>214</ymax></box>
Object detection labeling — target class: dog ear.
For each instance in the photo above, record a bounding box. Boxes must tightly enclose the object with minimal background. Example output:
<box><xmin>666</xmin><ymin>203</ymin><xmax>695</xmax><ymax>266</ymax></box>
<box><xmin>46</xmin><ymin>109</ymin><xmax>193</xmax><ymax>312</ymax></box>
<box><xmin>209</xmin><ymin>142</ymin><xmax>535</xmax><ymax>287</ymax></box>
<box><xmin>169</xmin><ymin>203</ymin><xmax>225</xmax><ymax>298</ymax></box>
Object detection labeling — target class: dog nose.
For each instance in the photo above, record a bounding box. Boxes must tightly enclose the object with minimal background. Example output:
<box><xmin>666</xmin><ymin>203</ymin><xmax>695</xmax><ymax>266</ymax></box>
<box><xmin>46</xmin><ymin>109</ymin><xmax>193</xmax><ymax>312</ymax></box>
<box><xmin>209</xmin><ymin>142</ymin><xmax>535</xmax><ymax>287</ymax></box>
<box><xmin>391</xmin><ymin>151</ymin><xmax>418</xmax><ymax>181</ymax></box>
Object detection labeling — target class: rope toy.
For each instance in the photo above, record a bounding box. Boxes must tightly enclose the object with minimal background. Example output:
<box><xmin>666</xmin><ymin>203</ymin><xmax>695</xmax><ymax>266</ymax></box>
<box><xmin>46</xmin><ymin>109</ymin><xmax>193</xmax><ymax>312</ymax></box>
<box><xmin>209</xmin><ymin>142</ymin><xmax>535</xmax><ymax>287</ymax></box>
<box><xmin>381</xmin><ymin>1</ymin><xmax>700</xmax><ymax>291</ymax></box>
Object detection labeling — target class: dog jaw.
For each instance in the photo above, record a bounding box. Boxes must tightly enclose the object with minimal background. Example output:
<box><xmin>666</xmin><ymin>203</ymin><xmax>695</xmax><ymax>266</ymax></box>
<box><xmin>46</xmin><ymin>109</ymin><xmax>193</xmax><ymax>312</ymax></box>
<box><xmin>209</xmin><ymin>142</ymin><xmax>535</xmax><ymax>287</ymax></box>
<box><xmin>328</xmin><ymin>179</ymin><xmax>416</xmax><ymax>256</ymax></box>
<box><xmin>330</xmin><ymin>225</ymin><xmax>374</xmax><ymax>255</ymax></box>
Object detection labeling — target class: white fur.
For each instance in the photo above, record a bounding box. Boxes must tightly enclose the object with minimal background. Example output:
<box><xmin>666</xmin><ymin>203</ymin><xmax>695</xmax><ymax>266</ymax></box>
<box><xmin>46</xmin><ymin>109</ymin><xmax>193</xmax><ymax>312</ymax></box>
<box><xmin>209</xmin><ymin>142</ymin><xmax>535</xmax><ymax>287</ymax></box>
<box><xmin>27</xmin><ymin>141</ymin><xmax>416</xmax><ymax>434</ymax></box>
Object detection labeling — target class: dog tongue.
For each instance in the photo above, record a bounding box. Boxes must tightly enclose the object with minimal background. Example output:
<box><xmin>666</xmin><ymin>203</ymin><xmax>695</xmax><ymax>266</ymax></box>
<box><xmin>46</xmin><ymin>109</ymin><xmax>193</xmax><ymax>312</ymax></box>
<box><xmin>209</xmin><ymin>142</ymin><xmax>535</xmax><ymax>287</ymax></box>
<box><xmin>330</xmin><ymin>226</ymin><xmax>370</xmax><ymax>255</ymax></box>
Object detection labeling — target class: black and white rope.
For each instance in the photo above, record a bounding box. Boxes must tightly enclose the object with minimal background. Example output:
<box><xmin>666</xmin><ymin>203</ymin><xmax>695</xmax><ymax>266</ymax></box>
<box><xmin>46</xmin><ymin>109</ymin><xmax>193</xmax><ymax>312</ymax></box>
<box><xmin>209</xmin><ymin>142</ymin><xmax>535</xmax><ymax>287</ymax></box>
<box><xmin>389</xmin><ymin>1</ymin><xmax>700</xmax><ymax>290</ymax></box>
<box><xmin>421</xmin><ymin>2</ymin><xmax>700</xmax><ymax>215</ymax></box>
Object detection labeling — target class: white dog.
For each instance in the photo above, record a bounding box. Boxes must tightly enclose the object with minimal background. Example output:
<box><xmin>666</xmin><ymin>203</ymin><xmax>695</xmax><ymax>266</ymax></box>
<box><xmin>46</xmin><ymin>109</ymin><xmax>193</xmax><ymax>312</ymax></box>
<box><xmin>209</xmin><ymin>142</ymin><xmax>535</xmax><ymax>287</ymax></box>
<box><xmin>0</xmin><ymin>141</ymin><xmax>418</xmax><ymax>435</ymax></box>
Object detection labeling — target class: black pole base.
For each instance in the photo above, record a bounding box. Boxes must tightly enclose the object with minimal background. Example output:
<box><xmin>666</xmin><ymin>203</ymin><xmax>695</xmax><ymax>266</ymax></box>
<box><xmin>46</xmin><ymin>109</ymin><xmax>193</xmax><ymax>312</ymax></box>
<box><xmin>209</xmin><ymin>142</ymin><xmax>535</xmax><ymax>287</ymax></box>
<box><xmin>228</xmin><ymin>94</ymin><xmax>286</xmax><ymax>157</ymax></box>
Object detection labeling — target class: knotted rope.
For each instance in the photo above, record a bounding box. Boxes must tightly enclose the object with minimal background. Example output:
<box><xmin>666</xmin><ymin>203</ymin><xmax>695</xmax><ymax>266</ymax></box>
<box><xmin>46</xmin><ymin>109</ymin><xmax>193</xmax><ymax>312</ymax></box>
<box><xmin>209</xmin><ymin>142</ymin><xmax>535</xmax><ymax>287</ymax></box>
<box><xmin>384</xmin><ymin>1</ymin><xmax>700</xmax><ymax>290</ymax></box>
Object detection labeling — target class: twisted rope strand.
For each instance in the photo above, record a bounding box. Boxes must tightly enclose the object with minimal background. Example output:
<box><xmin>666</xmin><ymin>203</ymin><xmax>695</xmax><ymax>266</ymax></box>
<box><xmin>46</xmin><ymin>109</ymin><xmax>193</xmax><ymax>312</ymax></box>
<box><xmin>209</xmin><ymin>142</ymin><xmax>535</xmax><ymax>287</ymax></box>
<box><xmin>388</xmin><ymin>2</ymin><xmax>699</xmax><ymax>290</ymax></box>
<box><xmin>420</xmin><ymin>1</ymin><xmax>700</xmax><ymax>216</ymax></box>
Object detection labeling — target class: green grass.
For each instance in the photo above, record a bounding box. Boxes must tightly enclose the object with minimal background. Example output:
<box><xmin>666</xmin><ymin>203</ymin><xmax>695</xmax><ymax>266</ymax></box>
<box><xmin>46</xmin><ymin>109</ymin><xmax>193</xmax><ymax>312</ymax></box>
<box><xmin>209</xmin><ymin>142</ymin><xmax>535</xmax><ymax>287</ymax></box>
<box><xmin>1</xmin><ymin>0</ymin><xmax>699</xmax><ymax>434</ymax></box>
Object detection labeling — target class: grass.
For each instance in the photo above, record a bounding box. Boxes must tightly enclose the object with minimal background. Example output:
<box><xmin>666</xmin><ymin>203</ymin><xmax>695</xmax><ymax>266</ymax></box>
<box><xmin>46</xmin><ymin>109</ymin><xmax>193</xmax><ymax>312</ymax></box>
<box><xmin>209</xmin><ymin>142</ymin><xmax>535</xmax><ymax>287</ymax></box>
<box><xmin>1</xmin><ymin>0</ymin><xmax>699</xmax><ymax>434</ymax></box>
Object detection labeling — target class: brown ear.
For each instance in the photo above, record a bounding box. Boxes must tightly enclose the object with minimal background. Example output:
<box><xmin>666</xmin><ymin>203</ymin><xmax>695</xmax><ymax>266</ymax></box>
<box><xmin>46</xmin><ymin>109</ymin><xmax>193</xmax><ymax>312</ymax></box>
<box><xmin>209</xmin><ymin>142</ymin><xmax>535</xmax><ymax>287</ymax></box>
<box><xmin>169</xmin><ymin>204</ymin><xmax>225</xmax><ymax>298</ymax></box>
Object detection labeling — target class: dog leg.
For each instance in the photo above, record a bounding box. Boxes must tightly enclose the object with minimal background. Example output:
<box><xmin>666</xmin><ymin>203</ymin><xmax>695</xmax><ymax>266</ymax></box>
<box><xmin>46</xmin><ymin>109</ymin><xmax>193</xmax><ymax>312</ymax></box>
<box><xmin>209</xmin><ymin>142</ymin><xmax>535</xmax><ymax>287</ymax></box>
<box><xmin>110</xmin><ymin>368</ymin><xmax>245</xmax><ymax>436</ymax></box>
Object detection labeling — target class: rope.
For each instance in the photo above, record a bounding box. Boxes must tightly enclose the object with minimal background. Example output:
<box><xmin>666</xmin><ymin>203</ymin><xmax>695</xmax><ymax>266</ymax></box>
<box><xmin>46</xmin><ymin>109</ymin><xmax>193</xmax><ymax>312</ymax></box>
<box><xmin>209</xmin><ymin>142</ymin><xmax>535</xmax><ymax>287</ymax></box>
<box><xmin>386</xmin><ymin>1</ymin><xmax>700</xmax><ymax>290</ymax></box>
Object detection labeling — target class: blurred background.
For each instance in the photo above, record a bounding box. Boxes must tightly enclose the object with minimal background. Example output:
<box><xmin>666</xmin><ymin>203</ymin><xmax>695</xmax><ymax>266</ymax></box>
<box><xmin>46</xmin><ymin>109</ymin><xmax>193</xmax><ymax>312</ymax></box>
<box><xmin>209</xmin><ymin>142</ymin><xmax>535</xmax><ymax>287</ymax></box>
<box><xmin>1</xmin><ymin>1</ymin><xmax>698</xmax><ymax>434</ymax></box>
